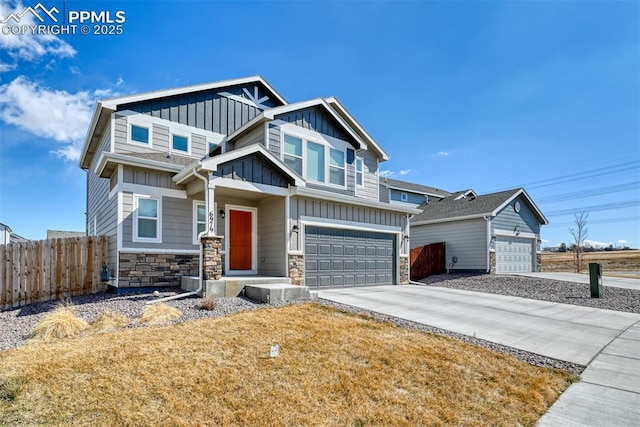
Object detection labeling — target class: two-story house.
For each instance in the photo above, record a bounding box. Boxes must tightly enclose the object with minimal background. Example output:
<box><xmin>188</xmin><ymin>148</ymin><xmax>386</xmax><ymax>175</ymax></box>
<box><xmin>80</xmin><ymin>76</ymin><xmax>420</xmax><ymax>291</ymax></box>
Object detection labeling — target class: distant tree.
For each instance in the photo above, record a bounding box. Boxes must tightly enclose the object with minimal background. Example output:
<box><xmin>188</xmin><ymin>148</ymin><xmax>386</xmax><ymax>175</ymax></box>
<box><xmin>604</xmin><ymin>244</ymin><xmax>614</xmax><ymax>252</ymax></box>
<box><xmin>569</xmin><ymin>212</ymin><xmax>589</xmax><ymax>273</ymax></box>
<box><xmin>558</xmin><ymin>243</ymin><xmax>567</xmax><ymax>253</ymax></box>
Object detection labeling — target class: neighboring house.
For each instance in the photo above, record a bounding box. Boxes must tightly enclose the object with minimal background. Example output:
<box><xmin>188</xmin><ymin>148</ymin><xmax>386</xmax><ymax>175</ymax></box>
<box><xmin>79</xmin><ymin>76</ymin><xmax>419</xmax><ymax>289</ymax></box>
<box><xmin>379</xmin><ymin>177</ymin><xmax>451</xmax><ymax>207</ymax></box>
<box><xmin>0</xmin><ymin>223</ymin><xmax>28</xmax><ymax>244</ymax></box>
<box><xmin>47</xmin><ymin>230</ymin><xmax>85</xmax><ymax>239</ymax></box>
<box><xmin>410</xmin><ymin>188</ymin><xmax>548</xmax><ymax>274</ymax></box>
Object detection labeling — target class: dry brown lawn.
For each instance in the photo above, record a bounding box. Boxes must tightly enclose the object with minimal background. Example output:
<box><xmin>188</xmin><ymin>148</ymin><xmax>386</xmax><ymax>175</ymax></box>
<box><xmin>541</xmin><ymin>250</ymin><xmax>640</xmax><ymax>277</ymax></box>
<box><xmin>0</xmin><ymin>303</ymin><xmax>575</xmax><ymax>426</ymax></box>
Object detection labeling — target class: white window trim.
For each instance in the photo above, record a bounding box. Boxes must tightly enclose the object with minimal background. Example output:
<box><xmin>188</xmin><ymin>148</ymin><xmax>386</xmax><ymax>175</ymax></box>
<box><xmin>400</xmin><ymin>192</ymin><xmax>408</xmax><ymax>202</ymax></box>
<box><xmin>283</xmin><ymin>134</ymin><xmax>303</xmax><ymax>175</ymax></box>
<box><xmin>132</xmin><ymin>194</ymin><xmax>162</xmax><ymax>243</ymax></box>
<box><xmin>193</xmin><ymin>200</ymin><xmax>206</xmax><ymax>245</ymax></box>
<box><xmin>280</xmin><ymin>128</ymin><xmax>348</xmax><ymax>190</ymax></box>
<box><xmin>355</xmin><ymin>156</ymin><xmax>364</xmax><ymax>188</ymax></box>
<box><xmin>329</xmin><ymin>148</ymin><xmax>346</xmax><ymax>187</ymax></box>
<box><xmin>171</xmin><ymin>131</ymin><xmax>191</xmax><ymax>155</ymax></box>
<box><xmin>129</xmin><ymin>123</ymin><xmax>152</xmax><ymax>147</ymax></box>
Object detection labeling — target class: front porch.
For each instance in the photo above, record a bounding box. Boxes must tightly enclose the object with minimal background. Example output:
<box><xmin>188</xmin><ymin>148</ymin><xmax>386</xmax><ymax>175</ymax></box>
<box><xmin>181</xmin><ymin>275</ymin><xmax>314</xmax><ymax>303</ymax></box>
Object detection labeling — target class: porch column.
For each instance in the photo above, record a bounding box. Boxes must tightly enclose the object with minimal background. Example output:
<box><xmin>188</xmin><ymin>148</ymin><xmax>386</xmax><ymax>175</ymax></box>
<box><xmin>202</xmin><ymin>173</ymin><xmax>223</xmax><ymax>280</ymax></box>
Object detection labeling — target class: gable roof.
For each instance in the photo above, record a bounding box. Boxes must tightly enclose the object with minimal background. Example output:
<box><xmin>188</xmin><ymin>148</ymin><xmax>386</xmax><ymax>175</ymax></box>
<box><xmin>412</xmin><ymin>188</ymin><xmax>549</xmax><ymax>225</ymax></box>
<box><xmin>380</xmin><ymin>178</ymin><xmax>451</xmax><ymax>198</ymax></box>
<box><xmin>79</xmin><ymin>76</ymin><xmax>286</xmax><ymax>170</ymax></box>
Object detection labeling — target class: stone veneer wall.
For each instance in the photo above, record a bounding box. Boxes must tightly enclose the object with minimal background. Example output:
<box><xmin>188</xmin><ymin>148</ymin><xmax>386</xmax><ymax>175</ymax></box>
<box><xmin>536</xmin><ymin>253</ymin><xmax>541</xmax><ymax>273</ymax></box>
<box><xmin>118</xmin><ymin>252</ymin><xmax>199</xmax><ymax>288</ymax></box>
<box><xmin>399</xmin><ymin>256</ymin><xmax>409</xmax><ymax>284</ymax></box>
<box><xmin>288</xmin><ymin>254</ymin><xmax>304</xmax><ymax>286</ymax></box>
<box><xmin>202</xmin><ymin>236</ymin><xmax>224</xmax><ymax>280</ymax></box>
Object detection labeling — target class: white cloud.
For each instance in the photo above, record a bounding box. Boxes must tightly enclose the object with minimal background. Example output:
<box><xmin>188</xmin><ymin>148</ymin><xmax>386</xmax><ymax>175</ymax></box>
<box><xmin>584</xmin><ymin>239</ymin><xmax>612</xmax><ymax>249</ymax></box>
<box><xmin>0</xmin><ymin>76</ymin><xmax>118</xmax><ymax>161</ymax></box>
<box><xmin>399</xmin><ymin>169</ymin><xmax>411</xmax><ymax>176</ymax></box>
<box><xmin>379</xmin><ymin>170</ymin><xmax>394</xmax><ymax>178</ymax></box>
<box><xmin>116</xmin><ymin>76</ymin><xmax>124</xmax><ymax>87</ymax></box>
<box><xmin>69</xmin><ymin>66</ymin><xmax>81</xmax><ymax>75</ymax></box>
<box><xmin>0</xmin><ymin>1</ymin><xmax>76</xmax><ymax>67</ymax></box>
<box><xmin>617</xmin><ymin>240</ymin><xmax>628</xmax><ymax>244</ymax></box>
<box><xmin>437</xmin><ymin>151</ymin><xmax>449</xmax><ymax>157</ymax></box>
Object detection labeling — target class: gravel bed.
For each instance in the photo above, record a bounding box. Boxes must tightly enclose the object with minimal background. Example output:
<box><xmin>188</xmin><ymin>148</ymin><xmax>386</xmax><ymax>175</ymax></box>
<box><xmin>419</xmin><ymin>274</ymin><xmax>640</xmax><ymax>314</ymax></box>
<box><xmin>1</xmin><ymin>287</ymin><xmax>584</xmax><ymax>375</ymax></box>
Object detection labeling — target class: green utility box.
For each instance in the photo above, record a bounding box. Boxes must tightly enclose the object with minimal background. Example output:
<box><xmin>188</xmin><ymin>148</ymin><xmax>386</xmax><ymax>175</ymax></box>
<box><xmin>589</xmin><ymin>262</ymin><xmax>603</xmax><ymax>298</ymax></box>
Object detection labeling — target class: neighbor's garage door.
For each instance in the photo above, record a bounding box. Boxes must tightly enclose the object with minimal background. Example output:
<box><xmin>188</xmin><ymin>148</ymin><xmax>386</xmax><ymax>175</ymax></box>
<box><xmin>305</xmin><ymin>226</ymin><xmax>396</xmax><ymax>288</ymax></box>
<box><xmin>495</xmin><ymin>236</ymin><xmax>534</xmax><ymax>273</ymax></box>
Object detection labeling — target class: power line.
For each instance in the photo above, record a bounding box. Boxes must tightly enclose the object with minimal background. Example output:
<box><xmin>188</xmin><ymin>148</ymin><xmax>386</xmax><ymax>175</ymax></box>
<box><xmin>544</xmin><ymin>216</ymin><xmax>640</xmax><ymax>228</ymax></box>
<box><xmin>546</xmin><ymin>199</ymin><xmax>640</xmax><ymax>216</ymax></box>
<box><xmin>537</xmin><ymin>181</ymin><xmax>640</xmax><ymax>203</ymax></box>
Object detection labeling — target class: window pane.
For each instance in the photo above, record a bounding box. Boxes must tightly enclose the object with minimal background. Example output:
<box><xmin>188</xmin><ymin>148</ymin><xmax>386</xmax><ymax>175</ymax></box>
<box><xmin>330</xmin><ymin>149</ymin><xmax>344</xmax><ymax>167</ymax></box>
<box><xmin>131</xmin><ymin>125</ymin><xmax>149</xmax><ymax>144</ymax></box>
<box><xmin>284</xmin><ymin>135</ymin><xmax>302</xmax><ymax>156</ymax></box>
<box><xmin>138</xmin><ymin>198</ymin><xmax>157</xmax><ymax>218</ymax></box>
<box><xmin>330</xmin><ymin>167</ymin><xmax>345</xmax><ymax>186</ymax></box>
<box><xmin>356</xmin><ymin>172</ymin><xmax>363</xmax><ymax>186</ymax></box>
<box><xmin>306</xmin><ymin>142</ymin><xmax>325</xmax><ymax>182</ymax></box>
<box><xmin>197</xmin><ymin>223</ymin><xmax>206</xmax><ymax>235</ymax></box>
<box><xmin>284</xmin><ymin>155</ymin><xmax>302</xmax><ymax>175</ymax></box>
<box><xmin>138</xmin><ymin>219</ymin><xmax>157</xmax><ymax>238</ymax></box>
<box><xmin>197</xmin><ymin>204</ymin><xmax>206</xmax><ymax>222</ymax></box>
<box><xmin>356</xmin><ymin>158</ymin><xmax>363</xmax><ymax>172</ymax></box>
<box><xmin>173</xmin><ymin>135</ymin><xmax>188</xmax><ymax>152</ymax></box>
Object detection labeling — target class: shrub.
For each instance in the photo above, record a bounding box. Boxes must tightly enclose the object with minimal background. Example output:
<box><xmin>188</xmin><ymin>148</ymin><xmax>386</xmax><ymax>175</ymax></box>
<box><xmin>91</xmin><ymin>311</ymin><xmax>130</xmax><ymax>332</ymax></box>
<box><xmin>139</xmin><ymin>304</ymin><xmax>182</xmax><ymax>325</ymax></box>
<box><xmin>31</xmin><ymin>307</ymin><xmax>89</xmax><ymax>340</ymax></box>
<box><xmin>198</xmin><ymin>296</ymin><xmax>218</xmax><ymax>311</ymax></box>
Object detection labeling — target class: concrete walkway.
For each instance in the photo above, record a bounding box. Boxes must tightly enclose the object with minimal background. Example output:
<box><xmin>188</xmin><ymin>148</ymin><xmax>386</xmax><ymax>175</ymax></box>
<box><xmin>516</xmin><ymin>272</ymin><xmax>640</xmax><ymax>290</ymax></box>
<box><xmin>318</xmin><ymin>285</ymin><xmax>640</xmax><ymax>425</ymax></box>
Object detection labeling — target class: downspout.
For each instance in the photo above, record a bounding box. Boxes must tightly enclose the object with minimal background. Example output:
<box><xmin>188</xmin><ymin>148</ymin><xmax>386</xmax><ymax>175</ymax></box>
<box><xmin>484</xmin><ymin>214</ymin><xmax>491</xmax><ymax>273</ymax></box>
<box><xmin>147</xmin><ymin>170</ymin><xmax>209</xmax><ymax>304</ymax></box>
<box><xmin>403</xmin><ymin>213</ymin><xmax>426</xmax><ymax>286</ymax></box>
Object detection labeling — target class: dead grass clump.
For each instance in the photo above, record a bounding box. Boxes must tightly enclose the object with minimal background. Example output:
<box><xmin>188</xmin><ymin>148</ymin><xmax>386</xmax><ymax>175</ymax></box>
<box><xmin>139</xmin><ymin>303</ymin><xmax>181</xmax><ymax>325</ymax></box>
<box><xmin>198</xmin><ymin>296</ymin><xmax>218</xmax><ymax>311</ymax></box>
<box><xmin>30</xmin><ymin>307</ymin><xmax>89</xmax><ymax>341</ymax></box>
<box><xmin>90</xmin><ymin>311</ymin><xmax>130</xmax><ymax>333</ymax></box>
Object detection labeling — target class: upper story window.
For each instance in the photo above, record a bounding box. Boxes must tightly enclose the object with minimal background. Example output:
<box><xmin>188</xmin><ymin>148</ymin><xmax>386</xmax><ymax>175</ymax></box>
<box><xmin>172</xmin><ymin>133</ymin><xmax>189</xmax><ymax>153</ymax></box>
<box><xmin>134</xmin><ymin>195</ymin><xmax>161</xmax><ymax>242</ymax></box>
<box><xmin>283</xmin><ymin>135</ymin><xmax>303</xmax><ymax>175</ymax></box>
<box><xmin>329</xmin><ymin>149</ymin><xmax>345</xmax><ymax>186</ymax></box>
<box><xmin>401</xmin><ymin>192</ymin><xmax>408</xmax><ymax>202</ymax></box>
<box><xmin>282</xmin><ymin>132</ymin><xmax>347</xmax><ymax>188</ymax></box>
<box><xmin>131</xmin><ymin>125</ymin><xmax>149</xmax><ymax>144</ymax></box>
<box><xmin>355</xmin><ymin>157</ymin><xmax>364</xmax><ymax>187</ymax></box>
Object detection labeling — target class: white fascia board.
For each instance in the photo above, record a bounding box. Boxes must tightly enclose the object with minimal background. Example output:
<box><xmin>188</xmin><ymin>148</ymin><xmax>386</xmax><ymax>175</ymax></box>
<box><xmin>264</xmin><ymin>98</ymin><xmax>368</xmax><ymax>151</ymax></box>
<box><xmin>102</xmin><ymin>75</ymin><xmax>287</xmax><ymax>109</ymax></box>
<box><xmin>493</xmin><ymin>229</ymin><xmax>538</xmax><ymax>239</ymax></box>
<box><xmin>94</xmin><ymin>152</ymin><xmax>184</xmax><ymax>176</ymax></box>
<box><xmin>381</xmin><ymin>182</ymin><xmax>447</xmax><ymax>198</ymax></box>
<box><xmin>115</xmin><ymin>183</ymin><xmax>187</xmax><ymax>199</ymax></box>
<box><xmin>79</xmin><ymin>101</ymin><xmax>110</xmax><ymax>169</ymax></box>
<box><xmin>119</xmin><ymin>247</ymin><xmax>199</xmax><ymax>254</ymax></box>
<box><xmin>410</xmin><ymin>213</ymin><xmax>489</xmax><ymax>226</ymax></box>
<box><xmin>292</xmin><ymin>186</ymin><xmax>421</xmax><ymax>214</ymax></box>
<box><xmin>200</xmin><ymin>144</ymin><xmax>305</xmax><ymax>187</ymax></box>
<box><xmin>324</xmin><ymin>96</ymin><xmax>390</xmax><ymax>161</ymax></box>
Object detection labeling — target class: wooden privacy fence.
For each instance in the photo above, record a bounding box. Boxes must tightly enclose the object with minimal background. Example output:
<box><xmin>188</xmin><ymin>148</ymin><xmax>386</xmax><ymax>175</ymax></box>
<box><xmin>410</xmin><ymin>242</ymin><xmax>446</xmax><ymax>281</ymax></box>
<box><xmin>0</xmin><ymin>236</ymin><xmax>108</xmax><ymax>311</ymax></box>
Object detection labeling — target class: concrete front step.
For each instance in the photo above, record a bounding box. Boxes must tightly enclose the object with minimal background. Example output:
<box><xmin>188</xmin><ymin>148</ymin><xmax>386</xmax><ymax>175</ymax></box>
<box><xmin>245</xmin><ymin>283</ymin><xmax>312</xmax><ymax>304</ymax></box>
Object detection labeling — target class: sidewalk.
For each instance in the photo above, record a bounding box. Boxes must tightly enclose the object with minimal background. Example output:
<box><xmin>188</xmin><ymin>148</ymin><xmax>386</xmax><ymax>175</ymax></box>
<box><xmin>516</xmin><ymin>272</ymin><xmax>640</xmax><ymax>290</ymax></box>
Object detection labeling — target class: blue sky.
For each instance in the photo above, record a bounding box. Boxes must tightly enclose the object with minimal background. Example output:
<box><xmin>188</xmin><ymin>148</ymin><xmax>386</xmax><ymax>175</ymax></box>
<box><xmin>0</xmin><ymin>0</ymin><xmax>638</xmax><ymax>248</ymax></box>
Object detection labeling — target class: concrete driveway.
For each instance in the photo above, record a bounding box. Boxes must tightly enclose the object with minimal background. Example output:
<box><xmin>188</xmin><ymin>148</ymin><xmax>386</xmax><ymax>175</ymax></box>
<box><xmin>318</xmin><ymin>285</ymin><xmax>640</xmax><ymax>426</ymax></box>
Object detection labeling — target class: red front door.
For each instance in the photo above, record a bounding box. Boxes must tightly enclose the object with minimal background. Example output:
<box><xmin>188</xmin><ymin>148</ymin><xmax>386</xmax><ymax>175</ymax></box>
<box><xmin>229</xmin><ymin>210</ymin><xmax>252</xmax><ymax>270</ymax></box>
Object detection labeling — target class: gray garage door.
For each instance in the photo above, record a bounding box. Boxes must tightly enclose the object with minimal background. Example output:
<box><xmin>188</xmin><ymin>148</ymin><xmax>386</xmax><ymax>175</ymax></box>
<box><xmin>495</xmin><ymin>236</ymin><xmax>534</xmax><ymax>273</ymax></box>
<box><xmin>305</xmin><ymin>226</ymin><xmax>396</xmax><ymax>288</ymax></box>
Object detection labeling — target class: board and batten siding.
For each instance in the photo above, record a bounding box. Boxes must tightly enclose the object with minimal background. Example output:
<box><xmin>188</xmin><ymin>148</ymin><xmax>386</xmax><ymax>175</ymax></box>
<box><xmin>491</xmin><ymin>195</ymin><xmax>541</xmax><ymax>236</ymax></box>
<box><xmin>119</xmin><ymin>85</ymin><xmax>277</xmax><ymax>135</ymax></box>
<box><xmin>257</xmin><ymin>197</ymin><xmax>286</xmax><ymax>276</ymax></box>
<box><xmin>214</xmin><ymin>156</ymin><xmax>291</xmax><ymax>188</ymax></box>
<box><xmin>410</xmin><ymin>218</ymin><xmax>488</xmax><ymax>271</ymax></box>
<box><xmin>289</xmin><ymin>196</ymin><xmax>403</xmax><ymax>252</ymax></box>
<box><xmin>122</xmin><ymin>166</ymin><xmax>179</xmax><ymax>190</ymax></box>
<box><xmin>86</xmin><ymin>125</ymin><xmax>118</xmax><ymax>269</ymax></box>
<box><xmin>275</xmin><ymin>106</ymin><xmax>350</xmax><ymax>141</ymax></box>
<box><xmin>121</xmin><ymin>192</ymin><xmax>198</xmax><ymax>251</ymax></box>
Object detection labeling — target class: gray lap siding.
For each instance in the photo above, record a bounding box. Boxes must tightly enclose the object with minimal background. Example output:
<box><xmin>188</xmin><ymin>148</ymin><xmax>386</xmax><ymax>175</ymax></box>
<box><xmin>491</xmin><ymin>195</ymin><xmax>541</xmax><ymax>235</ymax></box>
